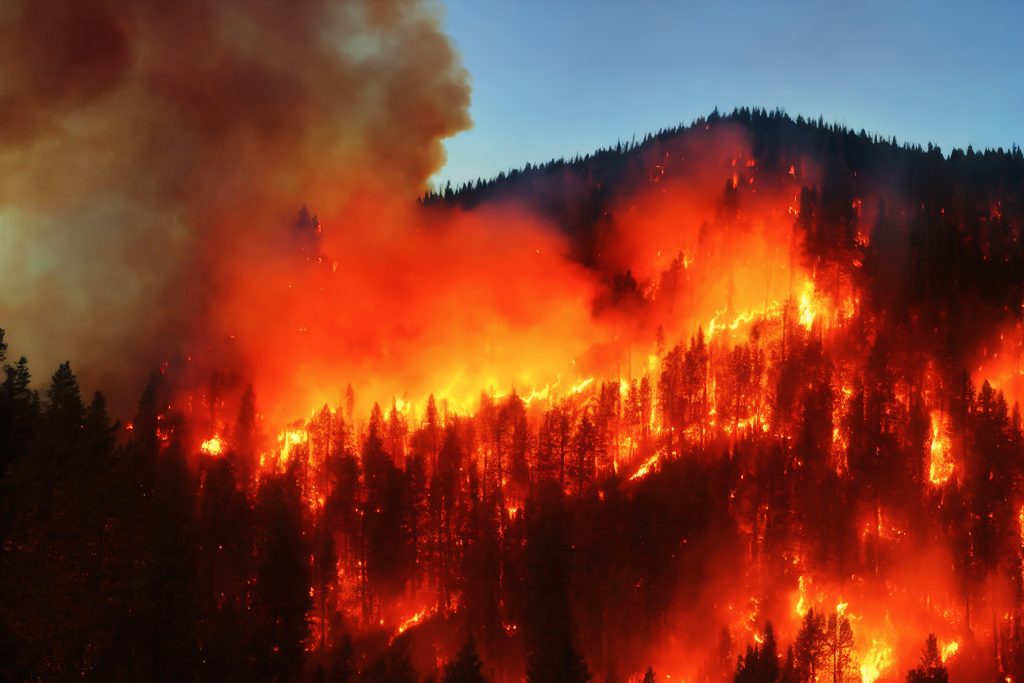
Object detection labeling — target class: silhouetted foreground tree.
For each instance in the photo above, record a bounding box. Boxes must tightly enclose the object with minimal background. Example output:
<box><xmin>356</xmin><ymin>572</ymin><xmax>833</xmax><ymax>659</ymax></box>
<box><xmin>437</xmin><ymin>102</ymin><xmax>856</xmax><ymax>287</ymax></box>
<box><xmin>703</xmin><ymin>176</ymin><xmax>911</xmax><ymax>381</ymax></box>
<box><xmin>734</xmin><ymin>623</ymin><xmax>779</xmax><ymax>683</ymax></box>
<box><xmin>906</xmin><ymin>635</ymin><xmax>949</xmax><ymax>683</ymax></box>
<box><xmin>443</xmin><ymin>636</ymin><xmax>487</xmax><ymax>683</ymax></box>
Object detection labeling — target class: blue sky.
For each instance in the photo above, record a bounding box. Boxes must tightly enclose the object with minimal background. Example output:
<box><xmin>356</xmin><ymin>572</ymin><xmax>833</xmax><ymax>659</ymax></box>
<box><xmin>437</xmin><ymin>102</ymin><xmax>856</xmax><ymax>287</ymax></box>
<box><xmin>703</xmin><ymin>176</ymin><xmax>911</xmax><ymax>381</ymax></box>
<box><xmin>435</xmin><ymin>0</ymin><xmax>1022</xmax><ymax>187</ymax></box>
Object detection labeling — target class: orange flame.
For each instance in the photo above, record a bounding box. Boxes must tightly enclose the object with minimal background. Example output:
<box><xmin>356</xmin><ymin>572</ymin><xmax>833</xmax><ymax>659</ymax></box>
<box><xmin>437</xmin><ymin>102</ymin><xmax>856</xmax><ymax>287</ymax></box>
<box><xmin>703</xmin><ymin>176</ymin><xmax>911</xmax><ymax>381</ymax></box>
<box><xmin>199</xmin><ymin>435</ymin><xmax>224</xmax><ymax>457</ymax></box>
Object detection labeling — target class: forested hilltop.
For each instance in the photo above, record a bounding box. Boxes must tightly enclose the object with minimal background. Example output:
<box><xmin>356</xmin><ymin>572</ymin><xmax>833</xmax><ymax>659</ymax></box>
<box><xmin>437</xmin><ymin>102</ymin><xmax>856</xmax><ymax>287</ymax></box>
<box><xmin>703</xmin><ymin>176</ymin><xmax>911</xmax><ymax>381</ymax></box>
<box><xmin>4</xmin><ymin>109</ymin><xmax>1024</xmax><ymax>682</ymax></box>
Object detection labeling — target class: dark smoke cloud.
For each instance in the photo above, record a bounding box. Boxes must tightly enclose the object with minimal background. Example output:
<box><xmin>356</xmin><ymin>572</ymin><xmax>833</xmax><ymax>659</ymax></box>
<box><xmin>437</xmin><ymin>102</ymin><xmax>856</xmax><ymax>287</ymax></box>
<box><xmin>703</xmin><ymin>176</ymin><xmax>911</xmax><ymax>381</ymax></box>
<box><xmin>0</xmin><ymin>0</ymin><xmax>131</xmax><ymax>142</ymax></box>
<box><xmin>0</xmin><ymin>0</ymin><xmax>471</xmax><ymax>412</ymax></box>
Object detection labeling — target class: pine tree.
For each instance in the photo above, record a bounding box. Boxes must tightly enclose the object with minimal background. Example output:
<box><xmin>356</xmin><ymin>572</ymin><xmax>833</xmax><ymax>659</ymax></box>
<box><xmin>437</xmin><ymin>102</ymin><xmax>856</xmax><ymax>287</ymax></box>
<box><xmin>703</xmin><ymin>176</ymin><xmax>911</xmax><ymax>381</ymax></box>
<box><xmin>734</xmin><ymin>623</ymin><xmax>780</xmax><ymax>683</ymax></box>
<box><xmin>45</xmin><ymin>361</ymin><xmax>84</xmax><ymax>444</ymax></box>
<box><xmin>794</xmin><ymin>610</ymin><xmax>826</xmax><ymax>682</ymax></box>
<box><xmin>824</xmin><ymin>613</ymin><xmax>854</xmax><ymax>682</ymax></box>
<box><xmin>254</xmin><ymin>472</ymin><xmax>312</xmax><ymax>679</ymax></box>
<box><xmin>525</xmin><ymin>634</ymin><xmax>590</xmax><ymax>683</ymax></box>
<box><xmin>442</xmin><ymin>635</ymin><xmax>487</xmax><ymax>683</ymax></box>
<box><xmin>905</xmin><ymin>635</ymin><xmax>948</xmax><ymax>683</ymax></box>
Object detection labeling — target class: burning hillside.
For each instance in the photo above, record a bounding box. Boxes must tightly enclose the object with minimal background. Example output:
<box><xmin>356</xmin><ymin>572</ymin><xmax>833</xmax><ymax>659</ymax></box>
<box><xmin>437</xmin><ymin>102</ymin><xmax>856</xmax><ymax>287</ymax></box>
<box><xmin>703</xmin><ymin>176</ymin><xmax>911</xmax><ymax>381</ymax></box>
<box><xmin>3</xmin><ymin>2</ymin><xmax>1024</xmax><ymax>682</ymax></box>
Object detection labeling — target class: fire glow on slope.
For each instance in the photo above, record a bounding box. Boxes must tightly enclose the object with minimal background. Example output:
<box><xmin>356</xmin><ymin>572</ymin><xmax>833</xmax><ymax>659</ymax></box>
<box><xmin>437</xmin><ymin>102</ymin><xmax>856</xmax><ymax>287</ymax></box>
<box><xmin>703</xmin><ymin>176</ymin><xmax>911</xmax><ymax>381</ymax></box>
<box><xmin>173</xmin><ymin>128</ymin><xmax>915</xmax><ymax>678</ymax></box>
<box><xmin>66</xmin><ymin>118</ymin><xmax>1024</xmax><ymax>681</ymax></box>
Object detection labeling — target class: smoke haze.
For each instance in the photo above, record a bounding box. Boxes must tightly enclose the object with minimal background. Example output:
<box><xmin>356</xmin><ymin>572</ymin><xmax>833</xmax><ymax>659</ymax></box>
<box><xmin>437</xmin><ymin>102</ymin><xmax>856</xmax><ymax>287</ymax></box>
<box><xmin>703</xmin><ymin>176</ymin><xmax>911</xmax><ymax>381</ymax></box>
<box><xmin>0</xmin><ymin>0</ymin><xmax>471</xmax><ymax>412</ymax></box>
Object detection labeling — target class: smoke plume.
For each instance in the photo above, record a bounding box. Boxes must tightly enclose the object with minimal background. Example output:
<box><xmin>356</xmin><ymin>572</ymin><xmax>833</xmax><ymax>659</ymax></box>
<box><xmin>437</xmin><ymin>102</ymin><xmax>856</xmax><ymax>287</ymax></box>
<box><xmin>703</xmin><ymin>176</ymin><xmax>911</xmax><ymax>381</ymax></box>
<box><xmin>0</xmin><ymin>0</ymin><xmax>471</xmax><ymax>413</ymax></box>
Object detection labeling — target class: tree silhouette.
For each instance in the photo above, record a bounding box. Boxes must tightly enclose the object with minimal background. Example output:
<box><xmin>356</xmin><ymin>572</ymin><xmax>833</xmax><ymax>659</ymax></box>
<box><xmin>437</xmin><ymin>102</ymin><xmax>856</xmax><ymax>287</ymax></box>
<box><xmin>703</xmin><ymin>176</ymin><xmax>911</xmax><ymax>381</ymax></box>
<box><xmin>5</xmin><ymin>107</ymin><xmax>1024</xmax><ymax>680</ymax></box>
<box><xmin>793</xmin><ymin>610</ymin><xmax>826</xmax><ymax>682</ymax></box>
<box><xmin>361</xmin><ymin>637</ymin><xmax>418</xmax><ymax>683</ymax></box>
<box><xmin>254</xmin><ymin>472</ymin><xmax>312</xmax><ymax>679</ymax></box>
<box><xmin>824</xmin><ymin>613</ymin><xmax>854</xmax><ymax>683</ymax></box>
<box><xmin>525</xmin><ymin>633</ymin><xmax>590</xmax><ymax>683</ymax></box>
<box><xmin>905</xmin><ymin>635</ymin><xmax>948</xmax><ymax>683</ymax></box>
<box><xmin>45</xmin><ymin>361</ymin><xmax>84</xmax><ymax>445</ymax></box>
<box><xmin>443</xmin><ymin>635</ymin><xmax>488</xmax><ymax>683</ymax></box>
<box><xmin>734</xmin><ymin>623</ymin><xmax>780</xmax><ymax>683</ymax></box>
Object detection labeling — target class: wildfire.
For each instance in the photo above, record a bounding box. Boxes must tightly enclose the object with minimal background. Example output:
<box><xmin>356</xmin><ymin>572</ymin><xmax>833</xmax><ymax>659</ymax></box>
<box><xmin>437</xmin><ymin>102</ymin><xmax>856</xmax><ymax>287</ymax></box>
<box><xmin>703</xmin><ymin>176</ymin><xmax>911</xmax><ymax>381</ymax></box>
<box><xmin>798</xmin><ymin>279</ymin><xmax>816</xmax><ymax>330</ymax></box>
<box><xmin>31</xmin><ymin>105</ymin><xmax>1022</xmax><ymax>682</ymax></box>
<box><xmin>795</xmin><ymin>575</ymin><xmax>811</xmax><ymax>617</ymax></box>
<box><xmin>928</xmin><ymin>412</ymin><xmax>955</xmax><ymax>485</ymax></box>
<box><xmin>7</xmin><ymin>0</ymin><xmax>1024</xmax><ymax>665</ymax></box>
<box><xmin>395</xmin><ymin>608</ymin><xmax>429</xmax><ymax>637</ymax></box>
<box><xmin>630</xmin><ymin>451</ymin><xmax>662</xmax><ymax>481</ymax></box>
<box><xmin>570</xmin><ymin>377</ymin><xmax>594</xmax><ymax>395</ymax></box>
<box><xmin>707</xmin><ymin>300</ymin><xmax>784</xmax><ymax>340</ymax></box>
<box><xmin>859</xmin><ymin>639</ymin><xmax>894</xmax><ymax>683</ymax></box>
<box><xmin>278</xmin><ymin>427</ymin><xmax>308</xmax><ymax>466</ymax></box>
<box><xmin>200</xmin><ymin>435</ymin><xmax>224</xmax><ymax>457</ymax></box>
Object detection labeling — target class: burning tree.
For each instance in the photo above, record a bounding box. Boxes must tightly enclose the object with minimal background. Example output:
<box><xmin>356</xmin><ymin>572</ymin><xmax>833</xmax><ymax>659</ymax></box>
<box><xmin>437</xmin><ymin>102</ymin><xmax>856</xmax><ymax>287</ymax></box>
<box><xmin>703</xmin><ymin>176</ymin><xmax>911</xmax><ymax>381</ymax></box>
<box><xmin>3</xmin><ymin>105</ymin><xmax>1024</xmax><ymax>682</ymax></box>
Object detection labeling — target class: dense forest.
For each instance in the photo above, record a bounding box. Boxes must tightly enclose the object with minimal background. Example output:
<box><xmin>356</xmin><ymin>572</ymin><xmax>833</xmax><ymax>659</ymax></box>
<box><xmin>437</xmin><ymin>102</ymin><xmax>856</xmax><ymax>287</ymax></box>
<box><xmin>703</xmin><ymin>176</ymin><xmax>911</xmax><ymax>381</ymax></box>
<box><xmin>4</xmin><ymin>108</ymin><xmax>1024</xmax><ymax>682</ymax></box>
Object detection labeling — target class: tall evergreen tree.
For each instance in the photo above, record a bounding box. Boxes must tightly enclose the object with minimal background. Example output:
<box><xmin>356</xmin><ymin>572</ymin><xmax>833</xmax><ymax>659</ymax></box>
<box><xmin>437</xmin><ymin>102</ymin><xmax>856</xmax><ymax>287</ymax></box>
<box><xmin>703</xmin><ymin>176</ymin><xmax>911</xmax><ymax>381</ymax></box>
<box><xmin>905</xmin><ymin>635</ymin><xmax>948</xmax><ymax>683</ymax></box>
<box><xmin>443</xmin><ymin>635</ymin><xmax>487</xmax><ymax>683</ymax></box>
<box><xmin>254</xmin><ymin>471</ymin><xmax>312</xmax><ymax>679</ymax></box>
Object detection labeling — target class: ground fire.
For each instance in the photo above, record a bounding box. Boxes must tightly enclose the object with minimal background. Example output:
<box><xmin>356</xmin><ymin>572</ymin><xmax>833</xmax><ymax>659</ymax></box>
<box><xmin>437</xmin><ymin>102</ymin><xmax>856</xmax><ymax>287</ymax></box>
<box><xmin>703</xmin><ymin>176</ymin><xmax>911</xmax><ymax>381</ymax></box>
<box><xmin>1</xmin><ymin>4</ymin><xmax>1023</xmax><ymax>682</ymax></box>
